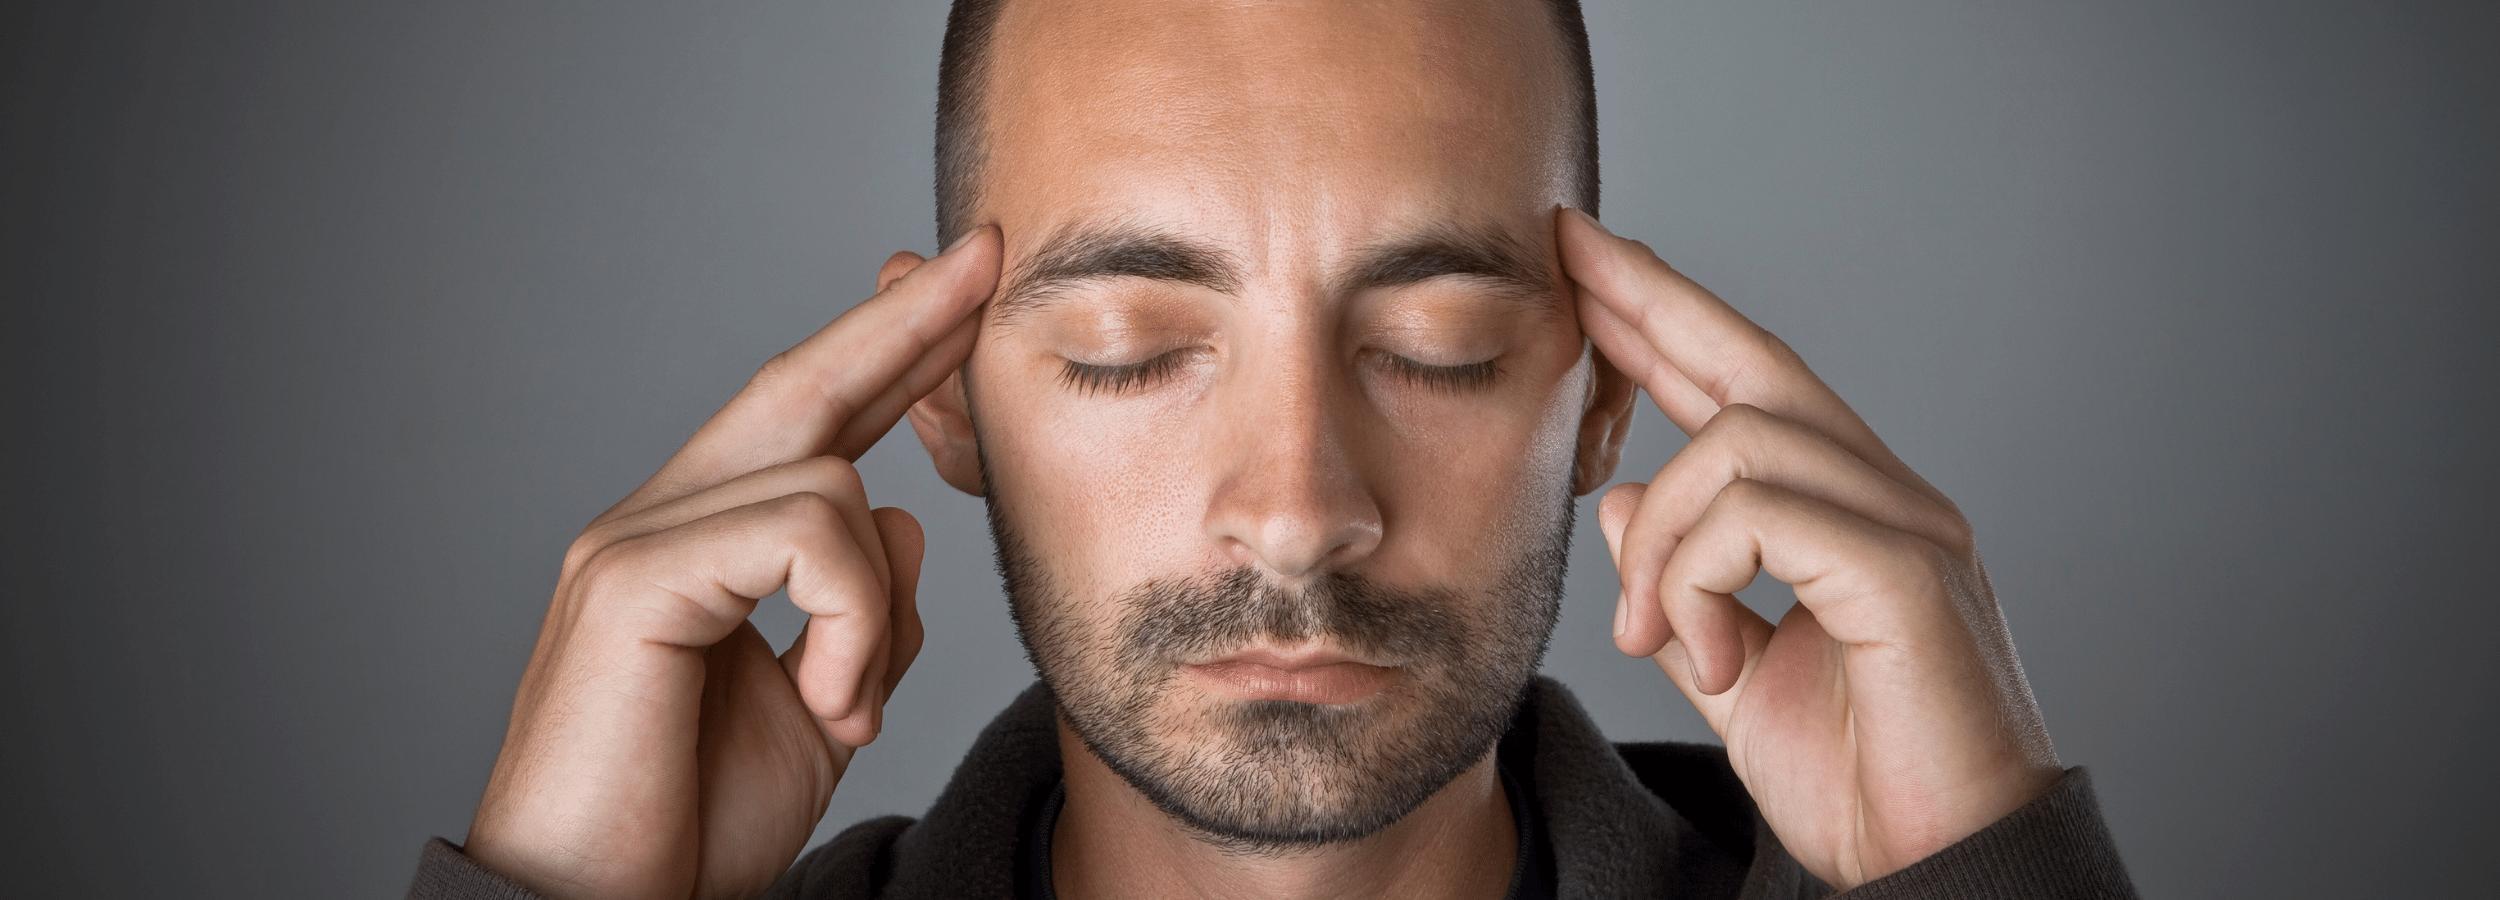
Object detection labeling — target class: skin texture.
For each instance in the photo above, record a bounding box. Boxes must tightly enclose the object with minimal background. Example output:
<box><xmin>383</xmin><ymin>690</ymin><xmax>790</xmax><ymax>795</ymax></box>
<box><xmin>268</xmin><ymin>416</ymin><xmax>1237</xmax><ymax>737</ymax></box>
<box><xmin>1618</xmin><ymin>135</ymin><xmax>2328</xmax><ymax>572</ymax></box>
<box><xmin>461</xmin><ymin>0</ymin><xmax>2065</xmax><ymax>897</ymax></box>
<box><xmin>993</xmin><ymin>505</ymin><xmax>1574</xmax><ymax>851</ymax></box>
<box><xmin>464</xmin><ymin>229</ymin><xmax>998</xmax><ymax>900</ymax></box>
<box><xmin>1563</xmin><ymin>208</ymin><xmax>2063</xmax><ymax>885</ymax></box>
<box><xmin>903</xmin><ymin>2</ymin><xmax>1608</xmax><ymax>896</ymax></box>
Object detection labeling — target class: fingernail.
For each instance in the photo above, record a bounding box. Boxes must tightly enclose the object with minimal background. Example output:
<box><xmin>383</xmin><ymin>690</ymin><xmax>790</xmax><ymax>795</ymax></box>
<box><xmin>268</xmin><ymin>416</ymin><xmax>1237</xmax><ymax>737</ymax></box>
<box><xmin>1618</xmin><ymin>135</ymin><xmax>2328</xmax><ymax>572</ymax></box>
<box><xmin>1612</xmin><ymin>591</ymin><xmax>1629</xmax><ymax>639</ymax></box>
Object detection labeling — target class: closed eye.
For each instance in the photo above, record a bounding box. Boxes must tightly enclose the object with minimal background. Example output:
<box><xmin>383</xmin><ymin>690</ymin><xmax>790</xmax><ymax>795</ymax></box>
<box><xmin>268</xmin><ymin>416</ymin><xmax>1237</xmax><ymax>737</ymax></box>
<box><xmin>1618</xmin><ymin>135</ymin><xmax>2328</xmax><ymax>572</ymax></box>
<box><xmin>1376</xmin><ymin>353</ymin><xmax>1500</xmax><ymax>393</ymax></box>
<box><xmin>1058</xmin><ymin>350</ymin><xmax>1192</xmax><ymax>397</ymax></box>
<box><xmin>1056</xmin><ymin>350</ymin><xmax>1502</xmax><ymax>397</ymax></box>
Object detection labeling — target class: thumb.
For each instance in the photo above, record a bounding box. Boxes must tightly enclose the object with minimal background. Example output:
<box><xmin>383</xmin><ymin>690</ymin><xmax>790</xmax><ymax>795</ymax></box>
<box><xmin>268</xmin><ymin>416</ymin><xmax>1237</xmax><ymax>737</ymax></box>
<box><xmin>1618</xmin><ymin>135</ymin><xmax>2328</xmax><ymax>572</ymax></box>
<box><xmin>1597</xmin><ymin>482</ymin><xmax>1644</xmax><ymax>562</ymax></box>
<box><xmin>1597</xmin><ymin>482</ymin><xmax>1653</xmax><ymax>652</ymax></box>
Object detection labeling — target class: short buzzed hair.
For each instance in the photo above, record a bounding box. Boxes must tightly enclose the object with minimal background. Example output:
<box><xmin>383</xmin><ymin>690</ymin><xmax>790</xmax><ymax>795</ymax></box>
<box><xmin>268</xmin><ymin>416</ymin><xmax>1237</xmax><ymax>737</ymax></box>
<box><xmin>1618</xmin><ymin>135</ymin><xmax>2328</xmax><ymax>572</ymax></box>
<box><xmin>932</xmin><ymin>0</ymin><xmax>1600</xmax><ymax>245</ymax></box>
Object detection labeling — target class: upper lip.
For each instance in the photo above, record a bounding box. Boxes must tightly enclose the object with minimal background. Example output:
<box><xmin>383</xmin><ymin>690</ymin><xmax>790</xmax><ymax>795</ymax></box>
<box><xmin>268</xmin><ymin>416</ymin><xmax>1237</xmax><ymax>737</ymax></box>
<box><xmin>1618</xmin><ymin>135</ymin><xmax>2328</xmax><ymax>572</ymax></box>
<box><xmin>1191</xmin><ymin>643</ymin><xmax>1393</xmax><ymax>670</ymax></box>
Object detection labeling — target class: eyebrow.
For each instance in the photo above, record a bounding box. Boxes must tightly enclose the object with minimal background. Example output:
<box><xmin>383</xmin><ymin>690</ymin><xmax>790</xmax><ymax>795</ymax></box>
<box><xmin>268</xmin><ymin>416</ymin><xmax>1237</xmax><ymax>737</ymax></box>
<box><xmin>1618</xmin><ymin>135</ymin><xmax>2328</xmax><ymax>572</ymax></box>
<box><xmin>988</xmin><ymin>221</ymin><xmax>1240</xmax><ymax>327</ymax></box>
<box><xmin>986</xmin><ymin>219</ymin><xmax>1558</xmax><ymax>327</ymax></box>
<box><xmin>1328</xmin><ymin>223</ymin><xmax>1557</xmax><ymax>307</ymax></box>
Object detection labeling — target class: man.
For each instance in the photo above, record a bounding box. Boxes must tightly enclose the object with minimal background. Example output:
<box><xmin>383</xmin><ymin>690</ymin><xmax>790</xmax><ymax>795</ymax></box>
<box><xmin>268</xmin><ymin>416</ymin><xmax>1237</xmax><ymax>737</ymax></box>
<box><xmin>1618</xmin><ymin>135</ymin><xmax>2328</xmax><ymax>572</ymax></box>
<box><xmin>408</xmin><ymin>0</ymin><xmax>2135</xmax><ymax>897</ymax></box>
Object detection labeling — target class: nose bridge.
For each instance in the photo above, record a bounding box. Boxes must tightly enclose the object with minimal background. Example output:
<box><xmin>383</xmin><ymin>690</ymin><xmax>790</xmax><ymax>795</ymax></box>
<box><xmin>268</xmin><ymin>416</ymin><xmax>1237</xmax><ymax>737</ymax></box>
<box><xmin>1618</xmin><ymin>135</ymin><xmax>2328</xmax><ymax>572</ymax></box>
<box><xmin>1204</xmin><ymin>328</ymin><xmax>1385</xmax><ymax>582</ymax></box>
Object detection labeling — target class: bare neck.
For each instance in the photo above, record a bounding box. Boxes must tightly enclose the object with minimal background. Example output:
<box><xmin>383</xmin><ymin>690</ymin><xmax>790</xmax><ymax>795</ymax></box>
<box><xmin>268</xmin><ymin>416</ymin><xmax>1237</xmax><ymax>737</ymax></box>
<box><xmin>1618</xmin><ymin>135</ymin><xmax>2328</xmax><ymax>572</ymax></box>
<box><xmin>1047</xmin><ymin>720</ymin><xmax>1518</xmax><ymax>900</ymax></box>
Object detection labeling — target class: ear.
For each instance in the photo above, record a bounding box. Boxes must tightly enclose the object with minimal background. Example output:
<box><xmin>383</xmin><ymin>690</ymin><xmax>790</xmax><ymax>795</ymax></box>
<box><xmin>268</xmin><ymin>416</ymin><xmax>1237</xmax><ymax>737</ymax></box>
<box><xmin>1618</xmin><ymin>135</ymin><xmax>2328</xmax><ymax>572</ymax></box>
<box><xmin>1571</xmin><ymin>348</ymin><xmax>1638</xmax><ymax>496</ymax></box>
<box><xmin>875</xmin><ymin>250</ymin><xmax>988</xmax><ymax>497</ymax></box>
<box><xmin>908</xmin><ymin>372</ymin><xmax>984</xmax><ymax>496</ymax></box>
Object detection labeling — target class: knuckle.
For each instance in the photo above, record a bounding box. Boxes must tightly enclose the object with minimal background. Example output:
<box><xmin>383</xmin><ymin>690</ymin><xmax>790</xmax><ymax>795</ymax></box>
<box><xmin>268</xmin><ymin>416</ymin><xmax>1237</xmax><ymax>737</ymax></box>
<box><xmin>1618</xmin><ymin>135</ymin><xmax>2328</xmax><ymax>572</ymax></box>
<box><xmin>781</xmin><ymin>488</ymin><xmax>839</xmax><ymax>516</ymax></box>
<box><xmin>1897</xmin><ymin>533</ymin><xmax>1957</xmax><ymax>588</ymax></box>
<box><xmin>1636</xmin><ymin>356</ymin><xmax>1683</xmax><ymax>401</ymax></box>
<box><xmin>1712</xmin><ymin>400</ymin><xmax>1770</xmax><ymax>426</ymax></box>
<box><xmin>794</xmin><ymin>455</ymin><xmax>866</xmax><ymax>502</ymax></box>
<box><xmin>804</xmin><ymin>686</ymin><xmax>851</xmax><ymax>722</ymax></box>
<box><xmin>1713</xmin><ymin>329</ymin><xmax>1794</xmax><ymax>399</ymax></box>
<box><xmin>1696</xmin><ymin>403</ymin><xmax>1771</xmax><ymax>462</ymax></box>
<box><xmin>1934</xmin><ymin>512</ymin><xmax>1978</xmax><ymax>557</ymax></box>
<box><xmin>1720</xmin><ymin>475</ymin><xmax>1775</xmax><ymax>508</ymax></box>
<box><xmin>1703</xmin><ymin>340</ymin><xmax>1769</xmax><ymax>402</ymax></box>
<box><xmin>777</xmin><ymin>491</ymin><xmax>847</xmax><ymax>534</ymax></box>
<box><xmin>774</xmin><ymin>493</ymin><xmax>859</xmax><ymax>564</ymax></box>
<box><xmin>750</xmin><ymin>351</ymin><xmax>839</xmax><ymax>415</ymax></box>
<box><xmin>1691</xmin><ymin>477</ymin><xmax>1769</xmax><ymax>534</ymax></box>
<box><xmin>1755</xmin><ymin>327</ymin><xmax>1802</xmax><ymax>365</ymax></box>
<box><xmin>1775</xmin><ymin>334</ymin><xmax>1815</xmax><ymax>380</ymax></box>
<box><xmin>1712</xmin><ymin>477</ymin><xmax>1788</xmax><ymax>534</ymax></box>
<box><xmin>569</xmin><ymin>536</ymin><xmax>644</xmax><ymax>599</ymax></box>
<box><xmin>751</xmin><ymin>349</ymin><xmax>799</xmax><ymax>390</ymax></box>
<box><xmin>559</xmin><ymin>530</ymin><xmax>610</xmax><ymax>582</ymax></box>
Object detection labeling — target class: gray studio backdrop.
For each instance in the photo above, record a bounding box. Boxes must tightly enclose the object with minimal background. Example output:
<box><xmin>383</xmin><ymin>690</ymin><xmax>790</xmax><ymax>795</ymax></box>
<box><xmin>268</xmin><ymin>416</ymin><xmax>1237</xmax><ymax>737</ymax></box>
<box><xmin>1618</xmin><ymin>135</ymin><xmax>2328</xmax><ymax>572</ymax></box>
<box><xmin>5</xmin><ymin>2</ymin><xmax>2494</xmax><ymax>897</ymax></box>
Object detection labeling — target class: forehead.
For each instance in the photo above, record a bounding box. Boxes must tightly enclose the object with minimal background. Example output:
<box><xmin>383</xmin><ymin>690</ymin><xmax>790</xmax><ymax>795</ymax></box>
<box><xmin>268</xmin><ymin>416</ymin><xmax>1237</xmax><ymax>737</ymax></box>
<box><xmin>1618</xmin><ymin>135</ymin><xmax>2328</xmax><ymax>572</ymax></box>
<box><xmin>975</xmin><ymin>0</ymin><xmax>1579</xmax><ymax>264</ymax></box>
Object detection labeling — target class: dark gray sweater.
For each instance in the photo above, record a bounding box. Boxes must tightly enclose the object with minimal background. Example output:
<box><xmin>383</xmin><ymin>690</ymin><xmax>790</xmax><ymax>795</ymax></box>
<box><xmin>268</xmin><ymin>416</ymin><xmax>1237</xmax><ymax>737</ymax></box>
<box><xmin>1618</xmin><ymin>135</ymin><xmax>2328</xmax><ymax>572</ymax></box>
<box><xmin>409</xmin><ymin>677</ymin><xmax>2136</xmax><ymax>898</ymax></box>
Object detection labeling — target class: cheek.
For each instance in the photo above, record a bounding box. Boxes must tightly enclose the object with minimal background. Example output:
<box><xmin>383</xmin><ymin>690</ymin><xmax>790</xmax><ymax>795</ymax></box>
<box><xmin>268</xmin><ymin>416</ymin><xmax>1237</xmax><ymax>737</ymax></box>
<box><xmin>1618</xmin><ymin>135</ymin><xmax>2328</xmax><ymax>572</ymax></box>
<box><xmin>1373</xmin><ymin>330</ymin><xmax>1587</xmax><ymax>464</ymax></box>
<box><xmin>970</xmin><ymin>349</ymin><xmax>1209</xmax><ymax>601</ymax></box>
<box><xmin>1368</xmin><ymin>343</ymin><xmax>1589</xmax><ymax>581</ymax></box>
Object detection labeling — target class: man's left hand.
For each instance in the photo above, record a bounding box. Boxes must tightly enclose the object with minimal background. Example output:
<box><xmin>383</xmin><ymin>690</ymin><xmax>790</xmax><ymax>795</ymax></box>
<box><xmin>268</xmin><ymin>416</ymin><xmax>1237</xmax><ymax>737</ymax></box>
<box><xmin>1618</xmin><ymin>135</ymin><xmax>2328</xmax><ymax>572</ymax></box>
<box><xmin>1557</xmin><ymin>207</ymin><xmax>2063</xmax><ymax>889</ymax></box>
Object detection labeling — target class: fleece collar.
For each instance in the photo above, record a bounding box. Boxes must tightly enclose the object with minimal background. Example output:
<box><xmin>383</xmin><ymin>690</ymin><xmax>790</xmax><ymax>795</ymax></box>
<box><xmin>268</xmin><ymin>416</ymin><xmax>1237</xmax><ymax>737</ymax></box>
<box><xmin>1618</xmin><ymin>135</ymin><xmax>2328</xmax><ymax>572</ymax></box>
<box><xmin>856</xmin><ymin>675</ymin><xmax>1792</xmax><ymax>899</ymax></box>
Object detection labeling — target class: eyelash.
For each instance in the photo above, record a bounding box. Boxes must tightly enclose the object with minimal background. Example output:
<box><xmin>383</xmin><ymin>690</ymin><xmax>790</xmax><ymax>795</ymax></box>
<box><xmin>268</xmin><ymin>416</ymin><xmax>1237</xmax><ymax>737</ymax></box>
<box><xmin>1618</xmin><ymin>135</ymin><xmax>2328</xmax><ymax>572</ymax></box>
<box><xmin>1381</xmin><ymin>355</ymin><xmax>1501</xmax><ymax>394</ymax></box>
<box><xmin>1056</xmin><ymin>351</ymin><xmax>1500</xmax><ymax>397</ymax></box>
<box><xmin>1059</xmin><ymin>351</ymin><xmax>1193</xmax><ymax>396</ymax></box>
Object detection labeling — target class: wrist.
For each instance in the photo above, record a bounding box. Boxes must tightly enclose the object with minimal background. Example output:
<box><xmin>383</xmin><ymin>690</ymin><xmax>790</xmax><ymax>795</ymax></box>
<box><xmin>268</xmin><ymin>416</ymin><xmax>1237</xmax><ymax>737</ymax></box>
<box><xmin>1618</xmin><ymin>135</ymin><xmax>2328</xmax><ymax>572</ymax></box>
<box><xmin>1848</xmin><ymin>762</ymin><xmax>2066</xmax><ymax>888</ymax></box>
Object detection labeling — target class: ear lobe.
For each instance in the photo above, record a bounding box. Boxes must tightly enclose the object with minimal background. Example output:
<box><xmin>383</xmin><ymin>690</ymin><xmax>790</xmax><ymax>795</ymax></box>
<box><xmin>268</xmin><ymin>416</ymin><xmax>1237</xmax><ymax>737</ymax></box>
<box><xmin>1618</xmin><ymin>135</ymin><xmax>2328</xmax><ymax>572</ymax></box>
<box><xmin>908</xmin><ymin>370</ymin><xmax>986</xmax><ymax>497</ymax></box>
<box><xmin>1572</xmin><ymin>350</ymin><xmax>1638</xmax><ymax>496</ymax></box>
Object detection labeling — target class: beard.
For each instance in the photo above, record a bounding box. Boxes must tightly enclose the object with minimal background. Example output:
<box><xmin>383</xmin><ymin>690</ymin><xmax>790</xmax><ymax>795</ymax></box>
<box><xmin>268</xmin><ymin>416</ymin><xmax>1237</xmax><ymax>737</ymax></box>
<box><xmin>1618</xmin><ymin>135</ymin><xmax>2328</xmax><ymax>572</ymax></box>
<box><xmin>983</xmin><ymin>479</ymin><xmax>1574</xmax><ymax>853</ymax></box>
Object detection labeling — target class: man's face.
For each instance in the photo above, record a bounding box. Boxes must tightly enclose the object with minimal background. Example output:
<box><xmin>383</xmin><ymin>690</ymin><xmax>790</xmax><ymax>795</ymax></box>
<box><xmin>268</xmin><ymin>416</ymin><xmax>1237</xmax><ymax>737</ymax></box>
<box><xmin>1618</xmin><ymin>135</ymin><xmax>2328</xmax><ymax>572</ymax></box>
<box><xmin>953</xmin><ymin>0</ymin><xmax>1595</xmax><ymax>847</ymax></box>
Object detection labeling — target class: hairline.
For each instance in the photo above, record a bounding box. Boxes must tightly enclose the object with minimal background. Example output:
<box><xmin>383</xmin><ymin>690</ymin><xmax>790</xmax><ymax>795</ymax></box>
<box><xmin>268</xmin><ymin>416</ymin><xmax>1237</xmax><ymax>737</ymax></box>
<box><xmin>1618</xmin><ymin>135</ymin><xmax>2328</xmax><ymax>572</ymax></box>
<box><xmin>934</xmin><ymin>0</ymin><xmax>1599</xmax><ymax>246</ymax></box>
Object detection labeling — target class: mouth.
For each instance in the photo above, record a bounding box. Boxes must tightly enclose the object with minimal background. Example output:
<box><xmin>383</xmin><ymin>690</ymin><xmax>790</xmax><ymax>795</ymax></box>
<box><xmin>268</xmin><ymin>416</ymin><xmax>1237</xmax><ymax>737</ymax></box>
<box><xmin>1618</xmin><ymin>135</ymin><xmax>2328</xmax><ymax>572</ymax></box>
<box><xmin>1181</xmin><ymin>644</ymin><xmax>1398</xmax><ymax>705</ymax></box>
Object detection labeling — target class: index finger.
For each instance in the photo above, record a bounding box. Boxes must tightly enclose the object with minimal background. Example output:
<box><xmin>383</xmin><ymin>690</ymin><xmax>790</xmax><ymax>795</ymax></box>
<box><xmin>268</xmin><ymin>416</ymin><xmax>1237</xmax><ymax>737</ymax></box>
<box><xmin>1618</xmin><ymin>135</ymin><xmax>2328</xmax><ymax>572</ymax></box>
<box><xmin>623</xmin><ymin>226</ymin><xmax>1001</xmax><ymax>516</ymax></box>
<box><xmin>1556</xmin><ymin>208</ymin><xmax>1944</xmax><ymax>508</ymax></box>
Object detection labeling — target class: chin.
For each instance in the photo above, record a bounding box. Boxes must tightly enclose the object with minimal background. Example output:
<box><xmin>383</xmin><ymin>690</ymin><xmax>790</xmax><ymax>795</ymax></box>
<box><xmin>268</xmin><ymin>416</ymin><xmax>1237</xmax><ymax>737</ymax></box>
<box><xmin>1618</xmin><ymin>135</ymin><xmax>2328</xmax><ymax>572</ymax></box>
<box><xmin>1061</xmin><ymin>666</ymin><xmax>1506</xmax><ymax>850</ymax></box>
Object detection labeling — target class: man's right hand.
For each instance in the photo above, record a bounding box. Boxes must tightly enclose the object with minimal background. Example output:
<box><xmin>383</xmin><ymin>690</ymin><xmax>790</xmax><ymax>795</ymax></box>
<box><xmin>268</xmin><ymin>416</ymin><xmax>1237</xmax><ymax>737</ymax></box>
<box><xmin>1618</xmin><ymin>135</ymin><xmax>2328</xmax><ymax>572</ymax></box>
<box><xmin>462</xmin><ymin>227</ymin><xmax>1001</xmax><ymax>900</ymax></box>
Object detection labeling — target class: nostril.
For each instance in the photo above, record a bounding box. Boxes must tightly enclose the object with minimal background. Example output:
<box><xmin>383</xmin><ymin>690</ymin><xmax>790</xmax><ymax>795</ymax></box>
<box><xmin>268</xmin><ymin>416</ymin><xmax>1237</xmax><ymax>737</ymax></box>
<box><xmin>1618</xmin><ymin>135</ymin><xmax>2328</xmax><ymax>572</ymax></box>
<box><xmin>1201</xmin><ymin>438</ymin><xmax>1385</xmax><ymax>581</ymax></box>
<box><xmin>1244</xmin><ymin>515</ymin><xmax>1381</xmax><ymax>581</ymax></box>
<box><xmin>1219</xmin><ymin>535</ymin><xmax>1264</xmax><ymax>570</ymax></box>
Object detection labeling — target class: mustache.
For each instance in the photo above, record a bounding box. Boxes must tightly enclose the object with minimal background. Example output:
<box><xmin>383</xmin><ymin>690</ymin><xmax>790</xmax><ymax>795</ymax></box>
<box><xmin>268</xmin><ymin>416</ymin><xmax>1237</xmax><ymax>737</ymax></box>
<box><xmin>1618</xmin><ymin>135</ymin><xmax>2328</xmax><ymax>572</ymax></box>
<box><xmin>1116</xmin><ymin>567</ymin><xmax>1470</xmax><ymax>669</ymax></box>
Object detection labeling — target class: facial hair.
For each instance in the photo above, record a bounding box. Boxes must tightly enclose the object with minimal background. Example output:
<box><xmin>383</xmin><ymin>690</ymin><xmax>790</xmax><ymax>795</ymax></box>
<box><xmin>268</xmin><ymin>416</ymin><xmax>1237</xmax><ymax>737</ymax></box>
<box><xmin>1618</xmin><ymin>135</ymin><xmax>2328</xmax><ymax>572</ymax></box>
<box><xmin>984</xmin><ymin>480</ymin><xmax>1574</xmax><ymax>853</ymax></box>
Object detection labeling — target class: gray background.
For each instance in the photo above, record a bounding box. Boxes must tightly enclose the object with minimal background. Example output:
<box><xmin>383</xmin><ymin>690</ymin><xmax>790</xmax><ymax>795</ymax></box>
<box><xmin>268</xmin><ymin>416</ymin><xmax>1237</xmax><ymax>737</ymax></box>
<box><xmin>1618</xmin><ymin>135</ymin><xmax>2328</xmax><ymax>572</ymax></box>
<box><xmin>5</xmin><ymin>1</ymin><xmax>2494</xmax><ymax>896</ymax></box>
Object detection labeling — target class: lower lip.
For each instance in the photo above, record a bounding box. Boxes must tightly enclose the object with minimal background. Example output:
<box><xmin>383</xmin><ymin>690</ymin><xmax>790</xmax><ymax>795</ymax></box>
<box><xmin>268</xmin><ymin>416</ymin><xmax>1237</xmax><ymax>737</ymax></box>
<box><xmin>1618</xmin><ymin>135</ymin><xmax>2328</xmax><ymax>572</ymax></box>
<box><xmin>1185</xmin><ymin>660</ymin><xmax>1395</xmax><ymax>705</ymax></box>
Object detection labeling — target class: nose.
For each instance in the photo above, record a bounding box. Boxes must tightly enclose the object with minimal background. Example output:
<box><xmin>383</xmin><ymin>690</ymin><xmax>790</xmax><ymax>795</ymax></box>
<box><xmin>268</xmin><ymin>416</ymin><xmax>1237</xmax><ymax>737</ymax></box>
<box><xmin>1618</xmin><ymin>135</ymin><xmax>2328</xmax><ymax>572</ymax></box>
<box><xmin>1202</xmin><ymin>366</ymin><xmax>1385</xmax><ymax>584</ymax></box>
